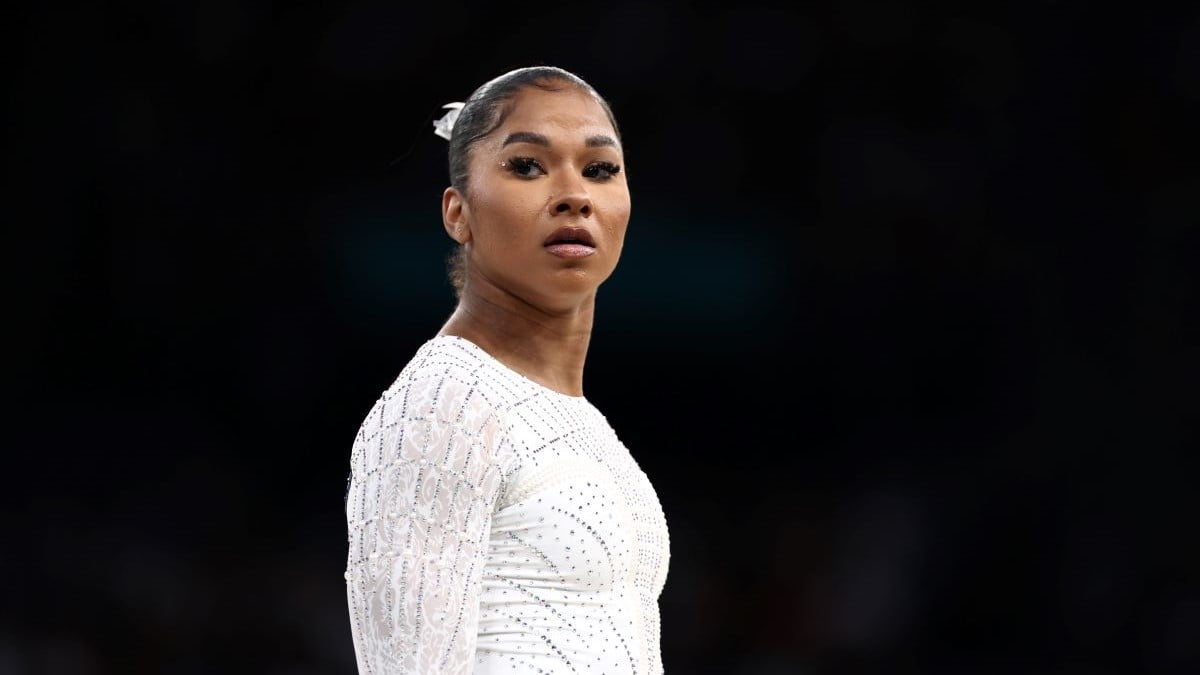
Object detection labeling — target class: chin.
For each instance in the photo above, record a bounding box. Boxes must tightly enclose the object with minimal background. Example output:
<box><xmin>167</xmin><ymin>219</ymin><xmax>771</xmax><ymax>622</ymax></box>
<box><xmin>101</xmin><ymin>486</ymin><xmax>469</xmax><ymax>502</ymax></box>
<box><xmin>533</xmin><ymin>269</ymin><xmax>607</xmax><ymax>309</ymax></box>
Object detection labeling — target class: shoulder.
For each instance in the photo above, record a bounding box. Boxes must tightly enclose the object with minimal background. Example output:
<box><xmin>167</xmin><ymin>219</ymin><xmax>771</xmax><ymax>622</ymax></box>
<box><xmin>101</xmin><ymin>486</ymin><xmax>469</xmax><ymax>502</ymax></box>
<box><xmin>351</xmin><ymin>337</ymin><xmax>516</xmax><ymax>473</ymax></box>
<box><xmin>374</xmin><ymin>336</ymin><xmax>507</xmax><ymax>434</ymax></box>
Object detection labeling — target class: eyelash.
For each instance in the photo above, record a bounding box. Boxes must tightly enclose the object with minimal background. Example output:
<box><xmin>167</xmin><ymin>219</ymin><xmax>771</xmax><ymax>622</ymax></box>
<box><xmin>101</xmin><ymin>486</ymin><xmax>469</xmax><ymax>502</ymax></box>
<box><xmin>506</xmin><ymin>157</ymin><xmax>622</xmax><ymax>181</ymax></box>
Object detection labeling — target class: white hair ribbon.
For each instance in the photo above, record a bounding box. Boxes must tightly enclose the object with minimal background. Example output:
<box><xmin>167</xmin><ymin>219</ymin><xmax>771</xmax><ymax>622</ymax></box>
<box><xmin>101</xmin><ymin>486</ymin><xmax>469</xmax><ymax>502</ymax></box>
<box><xmin>432</xmin><ymin>102</ymin><xmax>465</xmax><ymax>141</ymax></box>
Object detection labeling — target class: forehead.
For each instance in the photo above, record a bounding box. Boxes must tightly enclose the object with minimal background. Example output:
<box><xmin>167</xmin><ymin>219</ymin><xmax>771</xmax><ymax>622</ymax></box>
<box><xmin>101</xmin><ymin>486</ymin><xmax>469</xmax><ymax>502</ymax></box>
<box><xmin>495</xmin><ymin>85</ymin><xmax>617</xmax><ymax>140</ymax></box>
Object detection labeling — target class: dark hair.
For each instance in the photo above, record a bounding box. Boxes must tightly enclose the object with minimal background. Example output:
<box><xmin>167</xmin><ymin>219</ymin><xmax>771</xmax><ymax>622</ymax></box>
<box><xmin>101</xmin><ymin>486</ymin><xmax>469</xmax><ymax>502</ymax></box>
<box><xmin>443</xmin><ymin>66</ymin><xmax>621</xmax><ymax>298</ymax></box>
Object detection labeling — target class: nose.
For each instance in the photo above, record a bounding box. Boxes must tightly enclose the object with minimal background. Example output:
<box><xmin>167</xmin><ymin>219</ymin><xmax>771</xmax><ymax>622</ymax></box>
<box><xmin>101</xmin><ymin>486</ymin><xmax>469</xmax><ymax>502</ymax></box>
<box><xmin>549</xmin><ymin>178</ymin><xmax>592</xmax><ymax>218</ymax></box>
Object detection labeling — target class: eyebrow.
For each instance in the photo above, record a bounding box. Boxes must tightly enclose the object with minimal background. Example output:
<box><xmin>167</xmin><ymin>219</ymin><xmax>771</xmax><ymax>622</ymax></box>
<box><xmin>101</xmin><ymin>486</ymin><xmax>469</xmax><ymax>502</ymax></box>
<box><xmin>501</xmin><ymin>131</ymin><xmax>620</xmax><ymax>149</ymax></box>
<box><xmin>585</xmin><ymin>134</ymin><xmax>619</xmax><ymax>148</ymax></box>
<box><xmin>501</xmin><ymin>131</ymin><xmax>549</xmax><ymax>147</ymax></box>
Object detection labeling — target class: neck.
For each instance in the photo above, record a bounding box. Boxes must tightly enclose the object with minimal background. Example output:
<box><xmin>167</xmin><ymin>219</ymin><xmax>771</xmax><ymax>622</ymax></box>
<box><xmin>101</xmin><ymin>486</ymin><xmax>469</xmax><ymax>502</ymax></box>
<box><xmin>437</xmin><ymin>279</ymin><xmax>596</xmax><ymax>398</ymax></box>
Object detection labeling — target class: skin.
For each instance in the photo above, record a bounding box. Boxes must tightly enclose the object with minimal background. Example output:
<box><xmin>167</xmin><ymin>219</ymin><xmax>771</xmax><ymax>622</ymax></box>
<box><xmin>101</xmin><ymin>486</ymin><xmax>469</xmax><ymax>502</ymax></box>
<box><xmin>436</xmin><ymin>84</ymin><xmax>631</xmax><ymax>397</ymax></box>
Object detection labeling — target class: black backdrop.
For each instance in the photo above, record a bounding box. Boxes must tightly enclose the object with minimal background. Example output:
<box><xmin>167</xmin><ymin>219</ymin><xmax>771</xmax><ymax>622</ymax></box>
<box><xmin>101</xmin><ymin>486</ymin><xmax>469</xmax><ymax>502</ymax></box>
<box><xmin>9</xmin><ymin>2</ymin><xmax>1199</xmax><ymax>673</ymax></box>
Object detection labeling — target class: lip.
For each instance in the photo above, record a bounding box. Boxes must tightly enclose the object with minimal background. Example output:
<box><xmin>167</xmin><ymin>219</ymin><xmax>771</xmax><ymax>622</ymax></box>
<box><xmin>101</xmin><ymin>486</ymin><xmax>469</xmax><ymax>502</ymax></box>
<box><xmin>543</xmin><ymin>226</ymin><xmax>597</xmax><ymax>260</ymax></box>
<box><xmin>544</xmin><ymin>243</ymin><xmax>597</xmax><ymax>259</ymax></box>
<box><xmin>543</xmin><ymin>226</ymin><xmax>596</xmax><ymax>248</ymax></box>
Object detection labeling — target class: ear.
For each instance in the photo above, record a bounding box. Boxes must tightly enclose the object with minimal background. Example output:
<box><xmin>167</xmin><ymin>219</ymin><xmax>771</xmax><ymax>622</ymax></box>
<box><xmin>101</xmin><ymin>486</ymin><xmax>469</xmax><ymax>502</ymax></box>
<box><xmin>442</xmin><ymin>187</ymin><xmax>472</xmax><ymax>245</ymax></box>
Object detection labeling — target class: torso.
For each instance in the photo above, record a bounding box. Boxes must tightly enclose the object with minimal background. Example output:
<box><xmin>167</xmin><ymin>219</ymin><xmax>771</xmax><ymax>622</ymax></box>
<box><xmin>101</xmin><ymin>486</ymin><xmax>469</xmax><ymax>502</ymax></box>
<box><xmin>347</xmin><ymin>335</ymin><xmax>670</xmax><ymax>674</ymax></box>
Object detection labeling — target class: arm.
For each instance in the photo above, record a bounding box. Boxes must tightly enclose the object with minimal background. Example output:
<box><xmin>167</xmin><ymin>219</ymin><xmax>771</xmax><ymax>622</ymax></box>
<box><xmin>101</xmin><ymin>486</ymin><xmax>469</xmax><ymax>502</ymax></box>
<box><xmin>345</xmin><ymin>377</ymin><xmax>508</xmax><ymax>674</ymax></box>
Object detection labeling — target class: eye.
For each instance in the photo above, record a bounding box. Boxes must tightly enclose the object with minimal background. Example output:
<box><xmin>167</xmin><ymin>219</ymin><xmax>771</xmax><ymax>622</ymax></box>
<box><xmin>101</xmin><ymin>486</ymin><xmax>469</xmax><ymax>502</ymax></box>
<box><xmin>583</xmin><ymin>161</ymin><xmax>621</xmax><ymax>181</ymax></box>
<box><xmin>504</xmin><ymin>156</ymin><xmax>545</xmax><ymax>179</ymax></box>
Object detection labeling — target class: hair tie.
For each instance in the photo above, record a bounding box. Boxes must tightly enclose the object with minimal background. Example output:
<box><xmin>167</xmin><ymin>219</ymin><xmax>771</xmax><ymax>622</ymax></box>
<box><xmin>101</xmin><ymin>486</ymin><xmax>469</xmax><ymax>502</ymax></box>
<box><xmin>432</xmin><ymin>102</ymin><xmax>465</xmax><ymax>141</ymax></box>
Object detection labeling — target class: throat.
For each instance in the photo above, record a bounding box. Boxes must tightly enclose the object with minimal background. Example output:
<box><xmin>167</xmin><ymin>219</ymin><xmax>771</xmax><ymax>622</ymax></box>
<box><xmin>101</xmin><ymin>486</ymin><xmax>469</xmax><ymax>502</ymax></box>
<box><xmin>437</xmin><ymin>297</ymin><xmax>595</xmax><ymax>398</ymax></box>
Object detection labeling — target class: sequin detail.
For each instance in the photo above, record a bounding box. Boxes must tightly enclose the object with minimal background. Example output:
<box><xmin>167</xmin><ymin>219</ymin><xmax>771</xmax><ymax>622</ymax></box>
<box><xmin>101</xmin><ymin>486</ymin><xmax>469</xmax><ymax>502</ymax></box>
<box><xmin>346</xmin><ymin>336</ymin><xmax>670</xmax><ymax>674</ymax></box>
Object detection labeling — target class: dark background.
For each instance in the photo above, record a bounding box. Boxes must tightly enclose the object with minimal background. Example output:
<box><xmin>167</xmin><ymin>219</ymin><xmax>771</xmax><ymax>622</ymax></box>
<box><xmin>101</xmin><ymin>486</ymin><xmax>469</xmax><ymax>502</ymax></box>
<box><xmin>8</xmin><ymin>1</ymin><xmax>1199</xmax><ymax>673</ymax></box>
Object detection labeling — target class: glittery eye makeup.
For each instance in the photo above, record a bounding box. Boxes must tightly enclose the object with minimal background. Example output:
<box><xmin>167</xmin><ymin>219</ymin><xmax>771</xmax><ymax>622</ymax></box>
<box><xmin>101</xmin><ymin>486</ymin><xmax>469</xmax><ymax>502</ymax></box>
<box><xmin>583</xmin><ymin>161</ymin><xmax>621</xmax><ymax>181</ymax></box>
<box><xmin>503</xmin><ymin>157</ymin><xmax>622</xmax><ymax>181</ymax></box>
<box><xmin>503</xmin><ymin>156</ymin><xmax>545</xmax><ymax>179</ymax></box>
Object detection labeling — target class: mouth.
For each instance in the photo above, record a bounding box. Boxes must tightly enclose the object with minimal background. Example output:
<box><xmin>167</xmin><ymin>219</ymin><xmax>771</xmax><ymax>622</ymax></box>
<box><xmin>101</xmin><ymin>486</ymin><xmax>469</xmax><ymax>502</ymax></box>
<box><xmin>543</xmin><ymin>226</ymin><xmax>596</xmax><ymax>248</ymax></box>
<box><xmin>543</xmin><ymin>226</ymin><xmax>598</xmax><ymax>259</ymax></box>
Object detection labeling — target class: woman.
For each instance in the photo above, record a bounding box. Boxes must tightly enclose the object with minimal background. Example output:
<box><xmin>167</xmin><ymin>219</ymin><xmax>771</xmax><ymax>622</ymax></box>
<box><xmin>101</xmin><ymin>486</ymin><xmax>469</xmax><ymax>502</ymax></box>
<box><xmin>344</xmin><ymin>66</ymin><xmax>671</xmax><ymax>674</ymax></box>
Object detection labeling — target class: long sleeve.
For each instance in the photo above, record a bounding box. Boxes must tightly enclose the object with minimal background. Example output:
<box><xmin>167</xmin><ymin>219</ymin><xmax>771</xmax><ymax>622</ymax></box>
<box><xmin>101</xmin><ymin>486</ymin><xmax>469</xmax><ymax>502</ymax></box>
<box><xmin>345</xmin><ymin>373</ymin><xmax>510</xmax><ymax>674</ymax></box>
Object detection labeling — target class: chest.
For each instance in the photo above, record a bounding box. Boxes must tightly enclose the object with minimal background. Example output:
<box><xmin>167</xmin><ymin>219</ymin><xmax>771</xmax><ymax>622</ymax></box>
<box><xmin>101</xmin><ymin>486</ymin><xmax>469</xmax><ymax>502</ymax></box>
<box><xmin>488</xmin><ymin>413</ymin><xmax>669</xmax><ymax>593</ymax></box>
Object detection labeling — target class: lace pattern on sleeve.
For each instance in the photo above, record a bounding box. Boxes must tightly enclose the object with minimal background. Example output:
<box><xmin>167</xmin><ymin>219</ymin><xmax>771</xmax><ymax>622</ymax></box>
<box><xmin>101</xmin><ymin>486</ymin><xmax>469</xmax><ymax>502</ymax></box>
<box><xmin>345</xmin><ymin>372</ymin><xmax>511</xmax><ymax>674</ymax></box>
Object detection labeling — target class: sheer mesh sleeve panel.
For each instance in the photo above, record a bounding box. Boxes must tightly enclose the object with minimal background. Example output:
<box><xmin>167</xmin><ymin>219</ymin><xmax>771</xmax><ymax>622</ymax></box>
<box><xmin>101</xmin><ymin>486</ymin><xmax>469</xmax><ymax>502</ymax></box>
<box><xmin>345</xmin><ymin>372</ymin><xmax>512</xmax><ymax>674</ymax></box>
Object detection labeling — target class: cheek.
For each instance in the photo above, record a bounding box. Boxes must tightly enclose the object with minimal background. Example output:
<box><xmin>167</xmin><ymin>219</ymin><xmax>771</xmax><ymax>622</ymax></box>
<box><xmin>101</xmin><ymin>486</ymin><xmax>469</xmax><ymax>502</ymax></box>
<box><xmin>471</xmin><ymin>186</ymin><xmax>542</xmax><ymax>248</ymax></box>
<box><xmin>602</xmin><ymin>192</ymin><xmax>632</xmax><ymax>240</ymax></box>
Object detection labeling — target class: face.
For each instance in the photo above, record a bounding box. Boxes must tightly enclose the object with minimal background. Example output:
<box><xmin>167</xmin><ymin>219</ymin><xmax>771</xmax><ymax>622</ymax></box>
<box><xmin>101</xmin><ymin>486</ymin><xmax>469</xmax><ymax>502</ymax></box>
<box><xmin>443</xmin><ymin>84</ymin><xmax>631</xmax><ymax>311</ymax></box>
